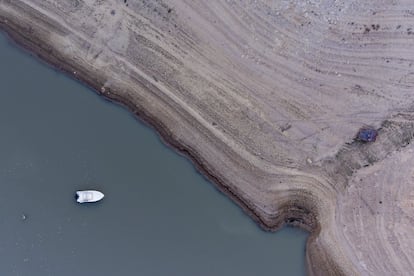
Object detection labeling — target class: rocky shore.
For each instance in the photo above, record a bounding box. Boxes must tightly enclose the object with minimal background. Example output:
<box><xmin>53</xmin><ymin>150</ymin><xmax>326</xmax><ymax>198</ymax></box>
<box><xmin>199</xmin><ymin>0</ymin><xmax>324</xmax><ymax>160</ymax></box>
<box><xmin>1</xmin><ymin>0</ymin><xmax>414</xmax><ymax>274</ymax></box>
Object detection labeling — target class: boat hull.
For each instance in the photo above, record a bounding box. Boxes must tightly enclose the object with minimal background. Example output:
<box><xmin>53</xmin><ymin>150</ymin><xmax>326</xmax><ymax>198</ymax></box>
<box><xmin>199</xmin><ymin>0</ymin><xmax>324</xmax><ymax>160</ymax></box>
<box><xmin>76</xmin><ymin>190</ymin><xmax>104</xmax><ymax>203</ymax></box>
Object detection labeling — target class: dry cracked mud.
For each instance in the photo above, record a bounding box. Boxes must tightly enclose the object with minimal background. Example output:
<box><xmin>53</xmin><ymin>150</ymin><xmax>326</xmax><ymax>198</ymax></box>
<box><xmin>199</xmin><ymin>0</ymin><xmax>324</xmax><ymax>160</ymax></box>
<box><xmin>1</xmin><ymin>0</ymin><xmax>414</xmax><ymax>275</ymax></box>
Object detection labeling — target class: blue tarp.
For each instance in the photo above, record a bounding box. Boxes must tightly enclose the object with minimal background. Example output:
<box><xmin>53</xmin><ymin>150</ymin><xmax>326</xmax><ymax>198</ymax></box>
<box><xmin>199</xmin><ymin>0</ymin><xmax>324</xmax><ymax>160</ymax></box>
<box><xmin>357</xmin><ymin>128</ymin><xmax>378</xmax><ymax>142</ymax></box>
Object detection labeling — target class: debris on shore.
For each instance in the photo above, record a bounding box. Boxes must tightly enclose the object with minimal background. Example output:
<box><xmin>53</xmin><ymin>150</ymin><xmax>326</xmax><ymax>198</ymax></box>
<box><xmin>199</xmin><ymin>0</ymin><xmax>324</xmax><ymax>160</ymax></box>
<box><xmin>357</xmin><ymin>128</ymin><xmax>378</xmax><ymax>142</ymax></box>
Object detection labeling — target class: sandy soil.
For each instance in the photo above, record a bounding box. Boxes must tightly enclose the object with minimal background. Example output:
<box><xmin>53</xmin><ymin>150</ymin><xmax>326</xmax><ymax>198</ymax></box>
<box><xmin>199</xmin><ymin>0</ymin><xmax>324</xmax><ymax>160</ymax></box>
<box><xmin>1</xmin><ymin>0</ymin><xmax>414</xmax><ymax>274</ymax></box>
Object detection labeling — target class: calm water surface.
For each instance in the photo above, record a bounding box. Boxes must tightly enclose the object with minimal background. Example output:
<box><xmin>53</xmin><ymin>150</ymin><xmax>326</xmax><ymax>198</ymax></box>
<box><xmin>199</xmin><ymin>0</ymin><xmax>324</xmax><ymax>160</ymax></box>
<box><xmin>0</xmin><ymin>33</ymin><xmax>308</xmax><ymax>276</ymax></box>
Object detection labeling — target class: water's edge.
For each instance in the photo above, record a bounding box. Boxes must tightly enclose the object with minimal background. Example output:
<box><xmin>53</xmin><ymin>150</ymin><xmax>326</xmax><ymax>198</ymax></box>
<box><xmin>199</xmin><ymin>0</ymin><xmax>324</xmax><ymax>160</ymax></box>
<box><xmin>0</xmin><ymin>30</ymin><xmax>308</xmax><ymax>276</ymax></box>
<box><xmin>0</xmin><ymin>11</ymin><xmax>312</xmax><ymax>274</ymax></box>
<box><xmin>0</xmin><ymin>21</ymin><xmax>295</xmax><ymax>234</ymax></box>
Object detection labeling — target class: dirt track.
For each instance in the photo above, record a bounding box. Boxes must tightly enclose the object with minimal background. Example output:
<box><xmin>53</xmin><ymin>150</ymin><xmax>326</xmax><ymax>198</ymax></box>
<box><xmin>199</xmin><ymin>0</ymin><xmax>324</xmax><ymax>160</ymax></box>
<box><xmin>1</xmin><ymin>0</ymin><xmax>414</xmax><ymax>274</ymax></box>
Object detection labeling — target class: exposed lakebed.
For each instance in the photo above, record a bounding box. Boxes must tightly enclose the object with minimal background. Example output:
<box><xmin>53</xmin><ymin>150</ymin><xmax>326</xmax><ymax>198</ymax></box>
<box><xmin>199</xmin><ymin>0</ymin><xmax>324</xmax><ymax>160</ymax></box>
<box><xmin>0</xmin><ymin>33</ymin><xmax>307</xmax><ymax>276</ymax></box>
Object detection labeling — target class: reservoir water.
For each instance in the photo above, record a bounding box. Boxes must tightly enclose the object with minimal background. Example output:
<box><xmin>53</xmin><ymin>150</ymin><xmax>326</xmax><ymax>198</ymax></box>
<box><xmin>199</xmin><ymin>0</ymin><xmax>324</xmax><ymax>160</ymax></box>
<box><xmin>0</xmin><ymin>33</ymin><xmax>308</xmax><ymax>276</ymax></box>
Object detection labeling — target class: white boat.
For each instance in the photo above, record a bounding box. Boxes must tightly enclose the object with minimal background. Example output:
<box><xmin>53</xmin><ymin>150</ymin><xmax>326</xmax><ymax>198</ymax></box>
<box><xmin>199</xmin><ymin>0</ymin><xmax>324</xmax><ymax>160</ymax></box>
<box><xmin>75</xmin><ymin>190</ymin><xmax>104</xmax><ymax>203</ymax></box>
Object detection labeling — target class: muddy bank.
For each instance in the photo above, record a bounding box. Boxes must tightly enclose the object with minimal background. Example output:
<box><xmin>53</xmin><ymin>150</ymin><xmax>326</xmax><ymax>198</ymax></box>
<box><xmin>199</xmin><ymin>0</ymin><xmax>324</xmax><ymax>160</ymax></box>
<box><xmin>2</xmin><ymin>1</ymin><xmax>414</xmax><ymax>275</ymax></box>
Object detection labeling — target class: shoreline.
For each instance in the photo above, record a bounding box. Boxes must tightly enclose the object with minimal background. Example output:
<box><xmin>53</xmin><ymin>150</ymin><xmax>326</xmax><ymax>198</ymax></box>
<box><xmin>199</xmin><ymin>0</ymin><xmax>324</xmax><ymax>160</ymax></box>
<box><xmin>4</xmin><ymin>1</ymin><xmax>414</xmax><ymax>275</ymax></box>
<box><xmin>0</xmin><ymin>27</ymin><xmax>269</xmax><ymax>230</ymax></box>
<box><xmin>0</xmin><ymin>20</ymin><xmax>302</xmax><ymax>233</ymax></box>
<box><xmin>0</xmin><ymin>3</ymin><xmax>344</xmax><ymax>275</ymax></box>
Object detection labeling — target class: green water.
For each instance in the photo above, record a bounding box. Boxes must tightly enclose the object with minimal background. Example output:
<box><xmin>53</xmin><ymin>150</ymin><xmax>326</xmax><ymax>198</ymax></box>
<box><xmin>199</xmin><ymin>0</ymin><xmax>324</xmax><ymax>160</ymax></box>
<box><xmin>0</xmin><ymin>32</ymin><xmax>308</xmax><ymax>276</ymax></box>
